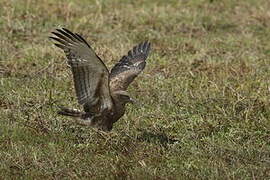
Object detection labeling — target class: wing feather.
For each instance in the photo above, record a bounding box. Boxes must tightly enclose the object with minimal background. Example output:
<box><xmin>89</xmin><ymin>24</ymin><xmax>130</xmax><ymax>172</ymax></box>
<box><xmin>50</xmin><ymin>28</ymin><xmax>112</xmax><ymax>112</ymax></box>
<box><xmin>109</xmin><ymin>41</ymin><xmax>151</xmax><ymax>91</ymax></box>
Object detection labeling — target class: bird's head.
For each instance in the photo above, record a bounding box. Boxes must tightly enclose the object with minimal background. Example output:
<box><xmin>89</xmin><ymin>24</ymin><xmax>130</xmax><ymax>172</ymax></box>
<box><xmin>113</xmin><ymin>90</ymin><xmax>136</xmax><ymax>105</ymax></box>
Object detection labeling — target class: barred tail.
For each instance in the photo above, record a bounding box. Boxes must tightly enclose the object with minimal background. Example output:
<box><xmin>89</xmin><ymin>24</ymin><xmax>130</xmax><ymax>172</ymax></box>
<box><xmin>58</xmin><ymin>107</ymin><xmax>84</xmax><ymax>117</ymax></box>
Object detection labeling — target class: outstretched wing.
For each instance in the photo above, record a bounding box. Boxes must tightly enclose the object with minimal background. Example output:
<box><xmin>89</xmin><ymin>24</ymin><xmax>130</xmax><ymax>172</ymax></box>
<box><xmin>109</xmin><ymin>41</ymin><xmax>151</xmax><ymax>91</ymax></box>
<box><xmin>50</xmin><ymin>28</ymin><xmax>112</xmax><ymax>112</ymax></box>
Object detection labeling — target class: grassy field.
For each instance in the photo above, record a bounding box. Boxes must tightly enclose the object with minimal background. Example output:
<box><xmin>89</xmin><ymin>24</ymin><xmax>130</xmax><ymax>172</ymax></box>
<box><xmin>0</xmin><ymin>0</ymin><xmax>270</xmax><ymax>179</ymax></box>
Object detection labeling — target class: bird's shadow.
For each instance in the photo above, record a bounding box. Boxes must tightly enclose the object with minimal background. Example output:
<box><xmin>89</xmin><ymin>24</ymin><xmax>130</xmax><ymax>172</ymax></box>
<box><xmin>136</xmin><ymin>129</ymin><xmax>179</xmax><ymax>147</ymax></box>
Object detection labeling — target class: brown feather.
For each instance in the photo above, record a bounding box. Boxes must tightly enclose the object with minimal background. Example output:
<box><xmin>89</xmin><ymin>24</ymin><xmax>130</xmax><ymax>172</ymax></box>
<box><xmin>110</xmin><ymin>41</ymin><xmax>151</xmax><ymax>91</ymax></box>
<box><xmin>50</xmin><ymin>28</ymin><xmax>112</xmax><ymax>114</ymax></box>
<box><xmin>50</xmin><ymin>28</ymin><xmax>151</xmax><ymax>131</ymax></box>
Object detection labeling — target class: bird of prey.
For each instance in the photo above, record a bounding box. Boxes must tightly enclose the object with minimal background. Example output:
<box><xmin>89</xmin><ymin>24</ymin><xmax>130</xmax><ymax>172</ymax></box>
<box><xmin>50</xmin><ymin>28</ymin><xmax>151</xmax><ymax>131</ymax></box>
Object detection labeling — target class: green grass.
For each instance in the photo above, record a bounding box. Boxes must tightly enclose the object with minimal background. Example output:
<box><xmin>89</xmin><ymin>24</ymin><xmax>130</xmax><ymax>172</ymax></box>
<box><xmin>0</xmin><ymin>0</ymin><xmax>270</xmax><ymax>179</ymax></box>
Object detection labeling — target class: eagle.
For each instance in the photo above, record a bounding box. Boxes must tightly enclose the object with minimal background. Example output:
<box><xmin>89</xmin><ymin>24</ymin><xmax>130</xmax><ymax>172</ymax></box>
<box><xmin>50</xmin><ymin>28</ymin><xmax>151</xmax><ymax>131</ymax></box>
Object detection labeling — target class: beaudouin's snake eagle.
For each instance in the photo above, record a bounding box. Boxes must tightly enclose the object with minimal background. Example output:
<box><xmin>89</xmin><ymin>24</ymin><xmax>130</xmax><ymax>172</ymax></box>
<box><xmin>50</xmin><ymin>28</ymin><xmax>151</xmax><ymax>131</ymax></box>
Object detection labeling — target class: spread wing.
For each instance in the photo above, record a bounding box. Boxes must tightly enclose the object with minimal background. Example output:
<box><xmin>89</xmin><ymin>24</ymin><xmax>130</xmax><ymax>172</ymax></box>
<box><xmin>50</xmin><ymin>28</ymin><xmax>112</xmax><ymax>112</ymax></box>
<box><xmin>109</xmin><ymin>41</ymin><xmax>151</xmax><ymax>91</ymax></box>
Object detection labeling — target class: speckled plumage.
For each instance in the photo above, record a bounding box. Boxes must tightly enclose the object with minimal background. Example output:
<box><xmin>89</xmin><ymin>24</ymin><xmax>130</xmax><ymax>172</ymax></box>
<box><xmin>50</xmin><ymin>28</ymin><xmax>151</xmax><ymax>131</ymax></box>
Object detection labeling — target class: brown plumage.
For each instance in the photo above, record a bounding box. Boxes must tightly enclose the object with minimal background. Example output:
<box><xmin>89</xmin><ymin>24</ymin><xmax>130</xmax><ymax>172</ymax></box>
<box><xmin>50</xmin><ymin>28</ymin><xmax>151</xmax><ymax>131</ymax></box>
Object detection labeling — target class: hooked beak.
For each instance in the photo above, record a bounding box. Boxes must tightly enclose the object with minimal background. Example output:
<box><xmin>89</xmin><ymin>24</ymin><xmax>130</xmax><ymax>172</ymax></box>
<box><xmin>129</xmin><ymin>97</ymin><xmax>141</xmax><ymax>107</ymax></box>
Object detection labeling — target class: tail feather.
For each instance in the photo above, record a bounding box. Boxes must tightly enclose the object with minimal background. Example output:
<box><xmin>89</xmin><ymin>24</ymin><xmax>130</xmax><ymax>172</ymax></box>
<box><xmin>58</xmin><ymin>107</ymin><xmax>84</xmax><ymax>117</ymax></box>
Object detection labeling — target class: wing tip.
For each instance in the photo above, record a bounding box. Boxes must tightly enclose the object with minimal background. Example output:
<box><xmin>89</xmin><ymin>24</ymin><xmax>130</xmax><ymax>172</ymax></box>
<box><xmin>50</xmin><ymin>28</ymin><xmax>91</xmax><ymax>48</ymax></box>
<box><xmin>142</xmin><ymin>40</ymin><xmax>151</xmax><ymax>55</ymax></box>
